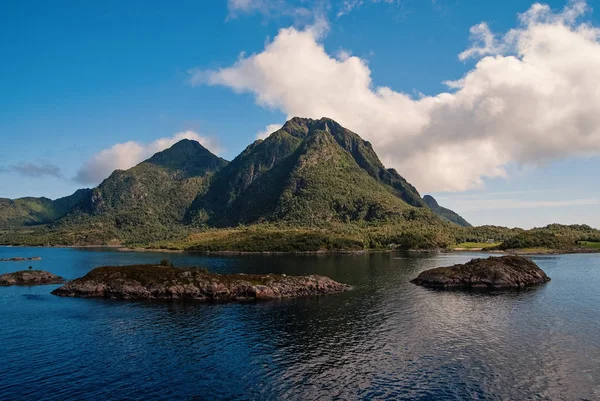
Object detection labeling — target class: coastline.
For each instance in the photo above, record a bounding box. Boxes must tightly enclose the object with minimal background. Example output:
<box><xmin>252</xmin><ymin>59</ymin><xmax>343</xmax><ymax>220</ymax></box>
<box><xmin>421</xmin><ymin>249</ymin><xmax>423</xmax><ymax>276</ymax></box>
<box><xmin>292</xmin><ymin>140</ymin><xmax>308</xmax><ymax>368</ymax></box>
<box><xmin>450</xmin><ymin>247</ymin><xmax>600</xmax><ymax>255</ymax></box>
<box><xmin>0</xmin><ymin>244</ymin><xmax>123</xmax><ymax>249</ymax></box>
<box><xmin>3</xmin><ymin>244</ymin><xmax>599</xmax><ymax>256</ymax></box>
<box><xmin>116</xmin><ymin>247</ymin><xmax>384</xmax><ymax>256</ymax></box>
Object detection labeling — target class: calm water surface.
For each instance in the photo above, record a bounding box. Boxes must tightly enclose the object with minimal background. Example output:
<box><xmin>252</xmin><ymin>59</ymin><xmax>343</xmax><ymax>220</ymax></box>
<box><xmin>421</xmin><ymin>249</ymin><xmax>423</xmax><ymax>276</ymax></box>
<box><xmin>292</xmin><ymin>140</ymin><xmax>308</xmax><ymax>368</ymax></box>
<box><xmin>1</xmin><ymin>247</ymin><xmax>599</xmax><ymax>400</ymax></box>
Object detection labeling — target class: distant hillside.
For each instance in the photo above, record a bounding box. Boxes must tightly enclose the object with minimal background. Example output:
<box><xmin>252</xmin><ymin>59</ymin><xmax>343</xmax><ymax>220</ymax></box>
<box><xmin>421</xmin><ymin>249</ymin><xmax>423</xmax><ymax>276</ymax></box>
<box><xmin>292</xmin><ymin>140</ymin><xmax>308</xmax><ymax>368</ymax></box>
<box><xmin>423</xmin><ymin>195</ymin><xmax>471</xmax><ymax>227</ymax></box>
<box><xmin>498</xmin><ymin>224</ymin><xmax>600</xmax><ymax>251</ymax></box>
<box><xmin>0</xmin><ymin>189</ymin><xmax>90</xmax><ymax>228</ymax></box>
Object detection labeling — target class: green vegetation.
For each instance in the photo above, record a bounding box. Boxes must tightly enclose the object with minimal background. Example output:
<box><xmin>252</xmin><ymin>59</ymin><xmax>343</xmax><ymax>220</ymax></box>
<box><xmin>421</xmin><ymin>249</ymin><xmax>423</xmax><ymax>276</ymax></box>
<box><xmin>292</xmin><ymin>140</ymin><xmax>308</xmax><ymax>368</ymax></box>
<box><xmin>499</xmin><ymin>231</ymin><xmax>570</xmax><ymax>250</ymax></box>
<box><xmin>453</xmin><ymin>225</ymin><xmax>524</xmax><ymax>244</ymax></box>
<box><xmin>187</xmin><ymin>117</ymin><xmax>429</xmax><ymax>227</ymax></box>
<box><xmin>455</xmin><ymin>242</ymin><xmax>502</xmax><ymax>249</ymax></box>
<box><xmin>497</xmin><ymin>224</ymin><xmax>600</xmax><ymax>251</ymax></box>
<box><xmin>579</xmin><ymin>241</ymin><xmax>600</xmax><ymax>249</ymax></box>
<box><xmin>151</xmin><ymin>219</ymin><xmax>459</xmax><ymax>253</ymax></box>
<box><xmin>0</xmin><ymin>189</ymin><xmax>90</xmax><ymax>228</ymax></box>
<box><xmin>75</xmin><ymin>264</ymin><xmax>279</xmax><ymax>287</ymax></box>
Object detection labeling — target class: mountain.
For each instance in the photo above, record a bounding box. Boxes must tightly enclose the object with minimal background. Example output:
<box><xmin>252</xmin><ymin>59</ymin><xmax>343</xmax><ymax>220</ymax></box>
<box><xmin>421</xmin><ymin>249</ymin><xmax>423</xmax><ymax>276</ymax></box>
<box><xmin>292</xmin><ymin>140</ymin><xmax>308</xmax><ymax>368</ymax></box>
<box><xmin>0</xmin><ymin>117</ymin><xmax>474</xmax><ymax>247</ymax></box>
<box><xmin>423</xmin><ymin>195</ymin><xmax>471</xmax><ymax>227</ymax></box>
<box><xmin>188</xmin><ymin>117</ymin><xmax>428</xmax><ymax>227</ymax></box>
<box><xmin>55</xmin><ymin>139</ymin><xmax>229</xmax><ymax>242</ymax></box>
<box><xmin>0</xmin><ymin>189</ymin><xmax>91</xmax><ymax>228</ymax></box>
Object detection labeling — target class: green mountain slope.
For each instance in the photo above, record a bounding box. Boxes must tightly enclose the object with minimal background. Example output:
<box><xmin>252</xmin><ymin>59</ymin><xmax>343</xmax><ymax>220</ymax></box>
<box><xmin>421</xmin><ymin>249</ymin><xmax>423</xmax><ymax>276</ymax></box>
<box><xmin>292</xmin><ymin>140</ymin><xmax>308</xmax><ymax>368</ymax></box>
<box><xmin>56</xmin><ymin>139</ymin><xmax>229</xmax><ymax>243</ymax></box>
<box><xmin>191</xmin><ymin>117</ymin><xmax>425</xmax><ymax>223</ymax></box>
<box><xmin>301</xmin><ymin>118</ymin><xmax>425</xmax><ymax>207</ymax></box>
<box><xmin>423</xmin><ymin>195</ymin><xmax>471</xmax><ymax>227</ymax></box>
<box><xmin>0</xmin><ymin>189</ymin><xmax>91</xmax><ymax>228</ymax></box>
<box><xmin>188</xmin><ymin>127</ymin><xmax>304</xmax><ymax>224</ymax></box>
<box><xmin>189</xmin><ymin>118</ymin><xmax>435</xmax><ymax>227</ymax></box>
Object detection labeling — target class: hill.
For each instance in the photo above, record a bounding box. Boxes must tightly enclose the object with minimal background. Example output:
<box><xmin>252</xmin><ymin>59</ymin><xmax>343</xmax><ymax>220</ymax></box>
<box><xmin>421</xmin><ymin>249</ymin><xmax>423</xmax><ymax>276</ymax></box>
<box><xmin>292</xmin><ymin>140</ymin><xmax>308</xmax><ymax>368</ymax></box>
<box><xmin>0</xmin><ymin>117</ymin><xmax>477</xmax><ymax>249</ymax></box>
<box><xmin>423</xmin><ymin>195</ymin><xmax>471</xmax><ymax>227</ymax></box>
<box><xmin>51</xmin><ymin>139</ymin><xmax>229</xmax><ymax>244</ymax></box>
<box><xmin>0</xmin><ymin>189</ymin><xmax>90</xmax><ymax>228</ymax></box>
<box><xmin>188</xmin><ymin>118</ymin><xmax>428</xmax><ymax>227</ymax></box>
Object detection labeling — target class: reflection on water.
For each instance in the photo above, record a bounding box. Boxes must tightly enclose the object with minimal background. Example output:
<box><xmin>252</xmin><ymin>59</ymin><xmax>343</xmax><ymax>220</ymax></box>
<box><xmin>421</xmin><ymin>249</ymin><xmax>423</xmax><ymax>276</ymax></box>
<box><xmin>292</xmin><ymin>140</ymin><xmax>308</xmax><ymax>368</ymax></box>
<box><xmin>1</xmin><ymin>248</ymin><xmax>599</xmax><ymax>400</ymax></box>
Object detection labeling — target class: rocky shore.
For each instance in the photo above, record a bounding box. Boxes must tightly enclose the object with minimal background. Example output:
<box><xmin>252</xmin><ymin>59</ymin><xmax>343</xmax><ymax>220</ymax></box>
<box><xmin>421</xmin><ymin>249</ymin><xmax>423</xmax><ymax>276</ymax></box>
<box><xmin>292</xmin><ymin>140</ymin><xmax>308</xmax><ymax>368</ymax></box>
<box><xmin>0</xmin><ymin>257</ymin><xmax>42</xmax><ymax>262</ymax></box>
<box><xmin>0</xmin><ymin>270</ymin><xmax>64</xmax><ymax>286</ymax></box>
<box><xmin>51</xmin><ymin>264</ymin><xmax>351</xmax><ymax>301</ymax></box>
<box><xmin>411</xmin><ymin>255</ymin><xmax>551</xmax><ymax>290</ymax></box>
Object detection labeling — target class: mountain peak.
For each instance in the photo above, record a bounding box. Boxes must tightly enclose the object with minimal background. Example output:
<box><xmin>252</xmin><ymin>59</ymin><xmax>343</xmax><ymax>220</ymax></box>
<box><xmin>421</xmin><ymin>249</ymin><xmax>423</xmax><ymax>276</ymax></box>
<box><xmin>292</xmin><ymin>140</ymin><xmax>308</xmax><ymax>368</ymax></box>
<box><xmin>151</xmin><ymin>138</ymin><xmax>208</xmax><ymax>157</ymax></box>
<box><xmin>423</xmin><ymin>195</ymin><xmax>439</xmax><ymax>208</ymax></box>
<box><xmin>423</xmin><ymin>195</ymin><xmax>471</xmax><ymax>227</ymax></box>
<box><xmin>283</xmin><ymin>116</ymin><xmax>340</xmax><ymax>128</ymax></box>
<box><xmin>278</xmin><ymin>116</ymin><xmax>425</xmax><ymax>207</ymax></box>
<box><xmin>146</xmin><ymin>139</ymin><xmax>228</xmax><ymax>178</ymax></box>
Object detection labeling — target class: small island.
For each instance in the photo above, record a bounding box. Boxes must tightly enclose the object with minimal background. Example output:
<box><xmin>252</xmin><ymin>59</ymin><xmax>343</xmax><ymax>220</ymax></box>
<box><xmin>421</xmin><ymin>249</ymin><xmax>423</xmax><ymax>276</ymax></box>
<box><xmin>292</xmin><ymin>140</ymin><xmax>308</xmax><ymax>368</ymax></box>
<box><xmin>0</xmin><ymin>270</ymin><xmax>64</xmax><ymax>286</ymax></box>
<box><xmin>0</xmin><ymin>257</ymin><xmax>42</xmax><ymax>262</ymax></box>
<box><xmin>51</xmin><ymin>264</ymin><xmax>351</xmax><ymax>301</ymax></box>
<box><xmin>411</xmin><ymin>255</ymin><xmax>551</xmax><ymax>290</ymax></box>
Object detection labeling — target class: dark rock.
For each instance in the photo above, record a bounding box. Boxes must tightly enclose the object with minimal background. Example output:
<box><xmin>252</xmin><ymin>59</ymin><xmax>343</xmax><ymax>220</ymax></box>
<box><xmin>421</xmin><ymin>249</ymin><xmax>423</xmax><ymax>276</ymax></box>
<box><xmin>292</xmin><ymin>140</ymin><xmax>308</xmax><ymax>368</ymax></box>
<box><xmin>0</xmin><ymin>270</ymin><xmax>64</xmax><ymax>286</ymax></box>
<box><xmin>411</xmin><ymin>255</ymin><xmax>550</xmax><ymax>290</ymax></box>
<box><xmin>51</xmin><ymin>264</ymin><xmax>351</xmax><ymax>301</ymax></box>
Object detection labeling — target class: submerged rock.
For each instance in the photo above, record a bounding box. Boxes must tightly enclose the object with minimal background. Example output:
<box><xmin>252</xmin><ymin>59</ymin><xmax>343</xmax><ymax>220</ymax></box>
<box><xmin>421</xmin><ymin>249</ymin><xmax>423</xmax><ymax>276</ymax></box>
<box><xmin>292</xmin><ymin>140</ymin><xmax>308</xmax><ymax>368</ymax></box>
<box><xmin>411</xmin><ymin>255</ymin><xmax>550</xmax><ymax>290</ymax></box>
<box><xmin>51</xmin><ymin>264</ymin><xmax>351</xmax><ymax>301</ymax></box>
<box><xmin>0</xmin><ymin>257</ymin><xmax>42</xmax><ymax>262</ymax></box>
<box><xmin>0</xmin><ymin>270</ymin><xmax>64</xmax><ymax>286</ymax></box>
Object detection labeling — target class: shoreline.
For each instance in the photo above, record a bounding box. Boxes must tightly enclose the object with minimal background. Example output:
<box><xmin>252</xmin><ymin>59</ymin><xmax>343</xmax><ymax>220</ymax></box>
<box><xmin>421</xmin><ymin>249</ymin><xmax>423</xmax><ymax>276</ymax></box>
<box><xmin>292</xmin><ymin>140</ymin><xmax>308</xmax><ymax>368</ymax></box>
<box><xmin>451</xmin><ymin>247</ymin><xmax>600</xmax><ymax>256</ymax></box>
<box><xmin>116</xmin><ymin>247</ymin><xmax>386</xmax><ymax>256</ymax></box>
<box><xmin>0</xmin><ymin>244</ymin><xmax>123</xmax><ymax>249</ymax></box>
<box><xmin>2</xmin><ymin>244</ymin><xmax>599</xmax><ymax>256</ymax></box>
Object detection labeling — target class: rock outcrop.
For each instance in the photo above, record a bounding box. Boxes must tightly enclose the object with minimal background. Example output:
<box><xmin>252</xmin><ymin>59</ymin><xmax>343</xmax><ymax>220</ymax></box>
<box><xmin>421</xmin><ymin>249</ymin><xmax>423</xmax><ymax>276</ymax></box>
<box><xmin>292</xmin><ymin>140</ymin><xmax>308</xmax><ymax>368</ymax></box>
<box><xmin>0</xmin><ymin>257</ymin><xmax>42</xmax><ymax>262</ymax></box>
<box><xmin>51</xmin><ymin>264</ymin><xmax>351</xmax><ymax>301</ymax></box>
<box><xmin>0</xmin><ymin>270</ymin><xmax>64</xmax><ymax>286</ymax></box>
<box><xmin>411</xmin><ymin>255</ymin><xmax>550</xmax><ymax>289</ymax></box>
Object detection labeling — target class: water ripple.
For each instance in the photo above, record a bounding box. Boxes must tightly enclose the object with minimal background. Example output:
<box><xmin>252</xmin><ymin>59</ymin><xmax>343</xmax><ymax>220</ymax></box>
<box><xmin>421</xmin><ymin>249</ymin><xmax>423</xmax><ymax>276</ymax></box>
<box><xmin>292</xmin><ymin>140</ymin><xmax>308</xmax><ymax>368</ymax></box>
<box><xmin>1</xmin><ymin>249</ymin><xmax>599</xmax><ymax>400</ymax></box>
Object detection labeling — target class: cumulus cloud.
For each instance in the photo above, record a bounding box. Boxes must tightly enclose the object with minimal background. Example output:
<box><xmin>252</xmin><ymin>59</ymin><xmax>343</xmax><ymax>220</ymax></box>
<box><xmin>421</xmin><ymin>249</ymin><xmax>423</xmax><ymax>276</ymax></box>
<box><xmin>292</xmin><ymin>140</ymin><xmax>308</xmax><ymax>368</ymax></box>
<box><xmin>0</xmin><ymin>163</ymin><xmax>63</xmax><ymax>178</ymax></box>
<box><xmin>192</xmin><ymin>0</ymin><xmax>600</xmax><ymax>192</ymax></box>
<box><xmin>256</xmin><ymin>123</ymin><xmax>284</xmax><ymax>139</ymax></box>
<box><xmin>74</xmin><ymin>131</ymin><xmax>221</xmax><ymax>185</ymax></box>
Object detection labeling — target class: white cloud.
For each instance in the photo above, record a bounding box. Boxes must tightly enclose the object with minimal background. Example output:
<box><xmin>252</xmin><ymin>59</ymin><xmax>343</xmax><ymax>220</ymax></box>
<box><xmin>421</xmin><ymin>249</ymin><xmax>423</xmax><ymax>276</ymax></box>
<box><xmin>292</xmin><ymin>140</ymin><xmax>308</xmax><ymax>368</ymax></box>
<box><xmin>226</xmin><ymin>0</ymin><xmax>313</xmax><ymax>21</ymax></box>
<box><xmin>337</xmin><ymin>0</ymin><xmax>398</xmax><ymax>17</ymax></box>
<box><xmin>227</xmin><ymin>0</ymin><xmax>400</xmax><ymax>20</ymax></box>
<box><xmin>1</xmin><ymin>163</ymin><xmax>63</xmax><ymax>179</ymax></box>
<box><xmin>256</xmin><ymin>123</ymin><xmax>283</xmax><ymax>139</ymax></box>
<box><xmin>335</xmin><ymin>48</ymin><xmax>352</xmax><ymax>61</ymax></box>
<box><xmin>228</xmin><ymin>0</ymin><xmax>260</xmax><ymax>12</ymax></box>
<box><xmin>192</xmin><ymin>0</ymin><xmax>600</xmax><ymax>193</ymax></box>
<box><xmin>75</xmin><ymin>131</ymin><xmax>221</xmax><ymax>184</ymax></box>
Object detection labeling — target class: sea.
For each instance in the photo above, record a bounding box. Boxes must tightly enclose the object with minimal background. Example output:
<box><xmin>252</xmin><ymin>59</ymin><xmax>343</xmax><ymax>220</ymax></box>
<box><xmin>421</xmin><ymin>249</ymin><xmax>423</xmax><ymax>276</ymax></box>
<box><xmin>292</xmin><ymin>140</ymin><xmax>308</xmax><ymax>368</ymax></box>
<box><xmin>1</xmin><ymin>247</ymin><xmax>599</xmax><ymax>400</ymax></box>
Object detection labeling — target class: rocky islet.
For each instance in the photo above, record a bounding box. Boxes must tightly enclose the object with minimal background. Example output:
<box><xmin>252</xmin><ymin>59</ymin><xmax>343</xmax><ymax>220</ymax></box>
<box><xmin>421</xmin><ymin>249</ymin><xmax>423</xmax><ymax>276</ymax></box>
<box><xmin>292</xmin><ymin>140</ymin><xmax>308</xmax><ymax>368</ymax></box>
<box><xmin>411</xmin><ymin>255</ymin><xmax>551</xmax><ymax>290</ymax></box>
<box><xmin>0</xmin><ymin>270</ymin><xmax>64</xmax><ymax>286</ymax></box>
<box><xmin>51</xmin><ymin>264</ymin><xmax>351</xmax><ymax>301</ymax></box>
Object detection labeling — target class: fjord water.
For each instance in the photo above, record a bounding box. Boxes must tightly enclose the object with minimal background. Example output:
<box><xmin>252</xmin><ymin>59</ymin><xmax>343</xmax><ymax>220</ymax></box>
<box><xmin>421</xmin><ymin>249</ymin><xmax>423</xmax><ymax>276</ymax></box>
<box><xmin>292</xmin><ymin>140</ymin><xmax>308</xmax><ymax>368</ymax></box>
<box><xmin>1</xmin><ymin>248</ymin><xmax>599</xmax><ymax>400</ymax></box>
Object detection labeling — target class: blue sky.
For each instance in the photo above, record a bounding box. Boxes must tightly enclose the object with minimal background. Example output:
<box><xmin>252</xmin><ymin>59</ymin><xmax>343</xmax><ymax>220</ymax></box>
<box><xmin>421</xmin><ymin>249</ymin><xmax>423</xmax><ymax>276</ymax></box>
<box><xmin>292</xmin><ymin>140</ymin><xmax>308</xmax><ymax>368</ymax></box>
<box><xmin>1</xmin><ymin>0</ymin><xmax>599</xmax><ymax>228</ymax></box>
